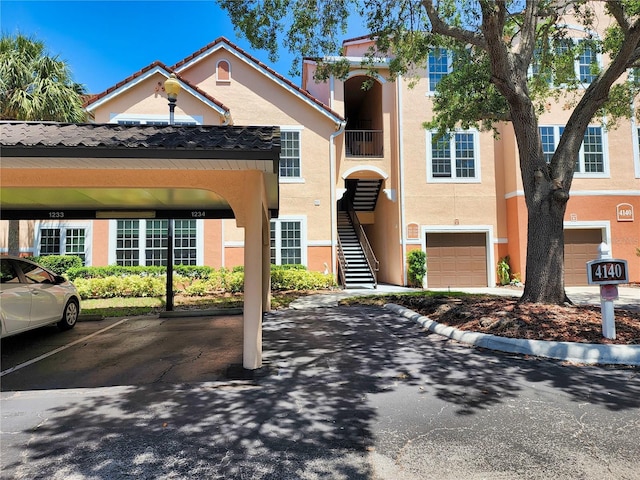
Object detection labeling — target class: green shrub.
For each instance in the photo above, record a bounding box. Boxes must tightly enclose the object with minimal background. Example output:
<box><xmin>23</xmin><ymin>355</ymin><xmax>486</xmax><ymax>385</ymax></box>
<box><xmin>70</xmin><ymin>264</ymin><xmax>335</xmax><ymax>299</ymax></box>
<box><xmin>73</xmin><ymin>275</ymin><xmax>165</xmax><ymax>299</ymax></box>
<box><xmin>271</xmin><ymin>268</ymin><xmax>334</xmax><ymax>291</ymax></box>
<box><xmin>28</xmin><ymin>255</ymin><xmax>83</xmax><ymax>275</ymax></box>
<box><xmin>271</xmin><ymin>264</ymin><xmax>307</xmax><ymax>271</ymax></box>
<box><xmin>407</xmin><ymin>250</ymin><xmax>426</xmax><ymax>287</ymax></box>
<box><xmin>497</xmin><ymin>256</ymin><xmax>511</xmax><ymax>286</ymax></box>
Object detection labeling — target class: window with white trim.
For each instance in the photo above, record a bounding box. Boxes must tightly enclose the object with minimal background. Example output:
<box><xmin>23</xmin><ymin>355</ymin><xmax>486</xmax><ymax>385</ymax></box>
<box><xmin>427</xmin><ymin>130</ymin><xmax>480</xmax><ymax>182</ymax></box>
<box><xmin>633</xmin><ymin>123</ymin><xmax>640</xmax><ymax>178</ymax></box>
<box><xmin>115</xmin><ymin>220</ymin><xmax>199</xmax><ymax>267</ymax></box>
<box><xmin>280</xmin><ymin>129</ymin><xmax>301</xmax><ymax>178</ymax></box>
<box><xmin>270</xmin><ymin>219</ymin><xmax>302</xmax><ymax>265</ymax></box>
<box><xmin>531</xmin><ymin>38</ymin><xmax>600</xmax><ymax>87</ymax></box>
<box><xmin>427</xmin><ymin>49</ymin><xmax>451</xmax><ymax>93</ymax></box>
<box><xmin>116</xmin><ymin>220</ymin><xmax>140</xmax><ymax>266</ymax></box>
<box><xmin>578</xmin><ymin>42</ymin><xmax>598</xmax><ymax>83</ymax></box>
<box><xmin>117</xmin><ymin>120</ymin><xmax>197</xmax><ymax>126</ymax></box>
<box><xmin>38</xmin><ymin>226</ymin><xmax>87</xmax><ymax>264</ymax></box>
<box><xmin>538</xmin><ymin>125</ymin><xmax>606</xmax><ymax>174</ymax></box>
<box><xmin>110</xmin><ymin>113</ymin><xmax>202</xmax><ymax>126</ymax></box>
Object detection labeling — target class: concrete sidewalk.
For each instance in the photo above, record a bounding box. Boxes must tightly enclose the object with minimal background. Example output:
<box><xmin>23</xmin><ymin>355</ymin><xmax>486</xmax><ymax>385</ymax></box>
<box><xmin>290</xmin><ymin>284</ymin><xmax>640</xmax><ymax>366</ymax></box>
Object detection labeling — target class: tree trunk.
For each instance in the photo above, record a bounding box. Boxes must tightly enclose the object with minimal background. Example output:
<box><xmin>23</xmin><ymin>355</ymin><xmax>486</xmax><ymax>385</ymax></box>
<box><xmin>8</xmin><ymin>220</ymin><xmax>20</xmax><ymax>256</ymax></box>
<box><xmin>509</xmin><ymin>102</ymin><xmax>570</xmax><ymax>305</ymax></box>
<box><xmin>520</xmin><ymin>193</ymin><xmax>568</xmax><ymax>304</ymax></box>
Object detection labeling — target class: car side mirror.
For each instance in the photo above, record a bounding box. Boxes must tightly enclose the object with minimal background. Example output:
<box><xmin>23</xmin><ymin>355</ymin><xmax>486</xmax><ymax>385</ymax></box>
<box><xmin>54</xmin><ymin>275</ymin><xmax>67</xmax><ymax>285</ymax></box>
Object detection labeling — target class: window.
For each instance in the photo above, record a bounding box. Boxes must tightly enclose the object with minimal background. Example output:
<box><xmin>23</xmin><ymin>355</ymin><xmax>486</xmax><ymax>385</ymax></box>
<box><xmin>38</xmin><ymin>226</ymin><xmax>87</xmax><ymax>263</ymax></box>
<box><xmin>111</xmin><ymin>113</ymin><xmax>202</xmax><ymax>125</ymax></box>
<box><xmin>634</xmin><ymin>124</ymin><xmax>640</xmax><ymax>178</ymax></box>
<box><xmin>539</xmin><ymin>126</ymin><xmax>564</xmax><ymax>163</ymax></box>
<box><xmin>115</xmin><ymin>219</ymin><xmax>199</xmax><ymax>266</ymax></box>
<box><xmin>280</xmin><ymin>129</ymin><xmax>301</xmax><ymax>178</ymax></box>
<box><xmin>538</xmin><ymin>125</ymin><xmax>606</xmax><ymax>174</ymax></box>
<box><xmin>532</xmin><ymin>38</ymin><xmax>600</xmax><ymax>86</ymax></box>
<box><xmin>427</xmin><ymin>49</ymin><xmax>451</xmax><ymax>93</ymax></box>
<box><xmin>581</xmin><ymin>126</ymin><xmax>604</xmax><ymax>173</ymax></box>
<box><xmin>145</xmin><ymin>220</ymin><xmax>167</xmax><ymax>266</ymax></box>
<box><xmin>578</xmin><ymin>42</ymin><xmax>597</xmax><ymax>83</ymax></box>
<box><xmin>270</xmin><ymin>219</ymin><xmax>302</xmax><ymax>265</ymax></box>
<box><xmin>118</xmin><ymin>120</ymin><xmax>197</xmax><ymax>126</ymax></box>
<box><xmin>116</xmin><ymin>220</ymin><xmax>140</xmax><ymax>266</ymax></box>
<box><xmin>217</xmin><ymin>60</ymin><xmax>231</xmax><ymax>82</ymax></box>
<box><xmin>174</xmin><ymin>220</ymin><xmax>197</xmax><ymax>265</ymax></box>
<box><xmin>427</xmin><ymin>130</ymin><xmax>480</xmax><ymax>182</ymax></box>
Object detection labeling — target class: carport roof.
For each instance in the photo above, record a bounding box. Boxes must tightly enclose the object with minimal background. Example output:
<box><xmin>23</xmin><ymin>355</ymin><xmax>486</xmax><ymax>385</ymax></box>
<box><xmin>0</xmin><ymin>122</ymin><xmax>281</xmax><ymax>220</ymax></box>
<box><xmin>0</xmin><ymin>122</ymin><xmax>280</xmax><ymax>162</ymax></box>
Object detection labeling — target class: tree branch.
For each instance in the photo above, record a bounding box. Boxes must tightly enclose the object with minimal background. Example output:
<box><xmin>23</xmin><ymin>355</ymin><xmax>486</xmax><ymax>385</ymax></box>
<box><xmin>421</xmin><ymin>0</ymin><xmax>486</xmax><ymax>49</ymax></box>
<box><xmin>606</xmin><ymin>1</ymin><xmax>630</xmax><ymax>32</ymax></box>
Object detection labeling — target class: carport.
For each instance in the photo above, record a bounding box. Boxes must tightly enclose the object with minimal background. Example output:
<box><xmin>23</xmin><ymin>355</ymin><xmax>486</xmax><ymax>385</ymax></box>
<box><xmin>0</xmin><ymin>121</ymin><xmax>281</xmax><ymax>370</ymax></box>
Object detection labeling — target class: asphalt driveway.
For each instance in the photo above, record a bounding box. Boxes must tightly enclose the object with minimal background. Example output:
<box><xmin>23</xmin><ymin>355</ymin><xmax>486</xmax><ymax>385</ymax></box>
<box><xmin>1</xmin><ymin>303</ymin><xmax>639</xmax><ymax>479</ymax></box>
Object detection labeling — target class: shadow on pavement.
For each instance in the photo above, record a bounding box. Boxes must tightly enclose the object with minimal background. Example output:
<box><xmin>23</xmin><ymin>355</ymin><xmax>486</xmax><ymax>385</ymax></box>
<box><xmin>4</xmin><ymin>305</ymin><xmax>639</xmax><ymax>479</ymax></box>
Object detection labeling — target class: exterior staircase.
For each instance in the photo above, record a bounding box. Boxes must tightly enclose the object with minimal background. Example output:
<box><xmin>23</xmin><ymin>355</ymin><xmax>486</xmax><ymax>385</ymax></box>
<box><xmin>349</xmin><ymin>179</ymin><xmax>382</xmax><ymax>211</ymax></box>
<box><xmin>337</xmin><ymin>211</ymin><xmax>376</xmax><ymax>289</ymax></box>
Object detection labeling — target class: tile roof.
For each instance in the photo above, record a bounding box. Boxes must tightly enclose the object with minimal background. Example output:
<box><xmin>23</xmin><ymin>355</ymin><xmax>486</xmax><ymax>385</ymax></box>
<box><xmin>172</xmin><ymin>37</ymin><xmax>343</xmax><ymax>121</ymax></box>
<box><xmin>0</xmin><ymin>122</ymin><xmax>280</xmax><ymax>154</ymax></box>
<box><xmin>83</xmin><ymin>61</ymin><xmax>230</xmax><ymax>113</ymax></box>
<box><xmin>84</xmin><ymin>37</ymin><xmax>344</xmax><ymax>123</ymax></box>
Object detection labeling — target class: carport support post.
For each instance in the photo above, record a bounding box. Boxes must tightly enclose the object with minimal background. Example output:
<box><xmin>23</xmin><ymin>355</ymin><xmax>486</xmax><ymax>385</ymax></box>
<box><xmin>243</xmin><ymin>197</ymin><xmax>264</xmax><ymax>370</ymax></box>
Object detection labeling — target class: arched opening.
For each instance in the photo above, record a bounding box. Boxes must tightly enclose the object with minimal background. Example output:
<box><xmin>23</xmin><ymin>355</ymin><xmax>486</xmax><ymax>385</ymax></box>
<box><xmin>344</xmin><ymin>76</ymin><xmax>383</xmax><ymax>157</ymax></box>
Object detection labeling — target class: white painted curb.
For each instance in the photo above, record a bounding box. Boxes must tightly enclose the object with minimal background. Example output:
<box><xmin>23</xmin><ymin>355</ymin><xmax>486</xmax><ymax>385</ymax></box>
<box><xmin>385</xmin><ymin>303</ymin><xmax>640</xmax><ymax>366</ymax></box>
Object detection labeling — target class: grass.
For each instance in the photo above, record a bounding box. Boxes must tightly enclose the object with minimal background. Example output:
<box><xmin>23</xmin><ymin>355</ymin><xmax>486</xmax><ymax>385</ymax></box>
<box><xmin>80</xmin><ymin>291</ymin><xmax>311</xmax><ymax>317</ymax></box>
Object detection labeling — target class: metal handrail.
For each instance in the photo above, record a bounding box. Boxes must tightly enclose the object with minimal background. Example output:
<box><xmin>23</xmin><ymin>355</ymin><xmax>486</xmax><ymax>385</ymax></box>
<box><xmin>346</xmin><ymin>202</ymin><xmax>379</xmax><ymax>286</ymax></box>
<box><xmin>336</xmin><ymin>236</ymin><xmax>348</xmax><ymax>288</ymax></box>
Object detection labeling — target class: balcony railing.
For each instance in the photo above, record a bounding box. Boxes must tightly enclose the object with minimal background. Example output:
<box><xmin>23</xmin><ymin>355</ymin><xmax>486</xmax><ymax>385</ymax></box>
<box><xmin>345</xmin><ymin>130</ymin><xmax>383</xmax><ymax>157</ymax></box>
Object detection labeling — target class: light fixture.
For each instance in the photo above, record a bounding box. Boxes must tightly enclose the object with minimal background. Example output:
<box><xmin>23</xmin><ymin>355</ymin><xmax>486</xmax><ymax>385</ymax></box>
<box><xmin>163</xmin><ymin>73</ymin><xmax>181</xmax><ymax>125</ymax></box>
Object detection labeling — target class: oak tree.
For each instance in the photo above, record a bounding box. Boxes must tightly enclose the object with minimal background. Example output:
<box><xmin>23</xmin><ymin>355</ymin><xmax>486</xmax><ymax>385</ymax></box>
<box><xmin>219</xmin><ymin>0</ymin><xmax>640</xmax><ymax>304</ymax></box>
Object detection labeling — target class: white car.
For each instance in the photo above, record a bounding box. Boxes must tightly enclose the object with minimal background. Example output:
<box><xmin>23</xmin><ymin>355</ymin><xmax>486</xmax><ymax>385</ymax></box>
<box><xmin>1</xmin><ymin>256</ymin><xmax>81</xmax><ymax>338</ymax></box>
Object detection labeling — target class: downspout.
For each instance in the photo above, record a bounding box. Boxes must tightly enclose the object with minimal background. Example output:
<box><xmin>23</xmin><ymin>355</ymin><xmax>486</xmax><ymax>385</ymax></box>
<box><xmin>329</xmin><ymin>74</ymin><xmax>347</xmax><ymax>282</ymax></box>
<box><xmin>221</xmin><ymin>111</ymin><xmax>232</xmax><ymax>126</ymax></box>
<box><xmin>397</xmin><ymin>74</ymin><xmax>408</xmax><ymax>286</ymax></box>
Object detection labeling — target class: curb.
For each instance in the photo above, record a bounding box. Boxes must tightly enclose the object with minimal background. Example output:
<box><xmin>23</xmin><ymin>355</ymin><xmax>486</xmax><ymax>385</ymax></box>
<box><xmin>385</xmin><ymin>303</ymin><xmax>640</xmax><ymax>366</ymax></box>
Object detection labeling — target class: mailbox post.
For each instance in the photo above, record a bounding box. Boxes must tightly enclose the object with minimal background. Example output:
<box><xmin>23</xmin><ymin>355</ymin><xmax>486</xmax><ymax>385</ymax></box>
<box><xmin>585</xmin><ymin>242</ymin><xmax>629</xmax><ymax>340</ymax></box>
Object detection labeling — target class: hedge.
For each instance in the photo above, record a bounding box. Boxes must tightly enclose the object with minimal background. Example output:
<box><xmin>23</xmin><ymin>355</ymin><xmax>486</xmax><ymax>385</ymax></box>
<box><xmin>27</xmin><ymin>255</ymin><xmax>84</xmax><ymax>275</ymax></box>
<box><xmin>71</xmin><ymin>266</ymin><xmax>335</xmax><ymax>299</ymax></box>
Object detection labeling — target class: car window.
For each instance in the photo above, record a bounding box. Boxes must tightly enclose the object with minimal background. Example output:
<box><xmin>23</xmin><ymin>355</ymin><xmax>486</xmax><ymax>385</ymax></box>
<box><xmin>17</xmin><ymin>260</ymin><xmax>55</xmax><ymax>284</ymax></box>
<box><xmin>0</xmin><ymin>259</ymin><xmax>21</xmax><ymax>284</ymax></box>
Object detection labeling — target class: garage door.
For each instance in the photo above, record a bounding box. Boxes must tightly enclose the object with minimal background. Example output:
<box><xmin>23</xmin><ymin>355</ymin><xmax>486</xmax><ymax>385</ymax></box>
<box><xmin>565</xmin><ymin>229</ymin><xmax>602</xmax><ymax>286</ymax></box>
<box><xmin>426</xmin><ymin>233</ymin><xmax>488</xmax><ymax>288</ymax></box>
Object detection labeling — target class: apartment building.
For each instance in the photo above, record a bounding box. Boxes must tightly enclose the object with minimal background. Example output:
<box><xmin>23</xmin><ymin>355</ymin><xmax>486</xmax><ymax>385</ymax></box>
<box><xmin>2</xmin><ymin>8</ymin><xmax>638</xmax><ymax>288</ymax></box>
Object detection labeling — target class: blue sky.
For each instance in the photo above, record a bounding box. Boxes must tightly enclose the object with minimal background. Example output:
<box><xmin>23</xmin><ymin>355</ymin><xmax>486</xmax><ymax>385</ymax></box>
<box><xmin>1</xmin><ymin>0</ymin><xmax>367</xmax><ymax>94</ymax></box>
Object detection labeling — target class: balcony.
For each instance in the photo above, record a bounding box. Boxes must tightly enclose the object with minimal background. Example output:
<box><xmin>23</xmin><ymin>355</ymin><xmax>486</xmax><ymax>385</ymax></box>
<box><xmin>345</xmin><ymin>130</ymin><xmax>383</xmax><ymax>158</ymax></box>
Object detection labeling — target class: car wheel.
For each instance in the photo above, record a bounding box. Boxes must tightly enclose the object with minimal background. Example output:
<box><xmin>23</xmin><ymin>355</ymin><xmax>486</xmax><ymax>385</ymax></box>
<box><xmin>58</xmin><ymin>299</ymin><xmax>79</xmax><ymax>331</ymax></box>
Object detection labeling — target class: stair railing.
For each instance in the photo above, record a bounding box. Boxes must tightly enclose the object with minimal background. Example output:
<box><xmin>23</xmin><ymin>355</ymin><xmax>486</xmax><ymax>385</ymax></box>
<box><xmin>345</xmin><ymin>201</ymin><xmax>379</xmax><ymax>287</ymax></box>
<box><xmin>336</xmin><ymin>236</ymin><xmax>348</xmax><ymax>289</ymax></box>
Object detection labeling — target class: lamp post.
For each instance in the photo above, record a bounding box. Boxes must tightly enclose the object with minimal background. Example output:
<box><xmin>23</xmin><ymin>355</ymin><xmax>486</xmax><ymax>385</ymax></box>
<box><xmin>163</xmin><ymin>73</ymin><xmax>180</xmax><ymax>311</ymax></box>
<box><xmin>164</xmin><ymin>73</ymin><xmax>180</xmax><ymax>126</ymax></box>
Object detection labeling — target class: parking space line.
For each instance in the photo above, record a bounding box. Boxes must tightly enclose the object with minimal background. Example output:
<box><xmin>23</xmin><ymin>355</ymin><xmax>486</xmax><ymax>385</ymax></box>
<box><xmin>1</xmin><ymin>318</ymin><xmax>129</xmax><ymax>377</ymax></box>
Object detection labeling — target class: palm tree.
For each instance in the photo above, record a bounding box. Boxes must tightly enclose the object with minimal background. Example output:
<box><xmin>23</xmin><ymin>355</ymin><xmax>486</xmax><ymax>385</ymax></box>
<box><xmin>0</xmin><ymin>33</ymin><xmax>86</xmax><ymax>121</ymax></box>
<box><xmin>1</xmin><ymin>34</ymin><xmax>87</xmax><ymax>254</ymax></box>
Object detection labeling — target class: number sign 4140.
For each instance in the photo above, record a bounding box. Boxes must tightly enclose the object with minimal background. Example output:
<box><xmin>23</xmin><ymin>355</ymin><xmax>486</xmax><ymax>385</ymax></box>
<box><xmin>586</xmin><ymin>259</ymin><xmax>629</xmax><ymax>285</ymax></box>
